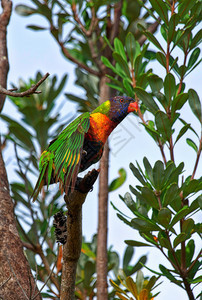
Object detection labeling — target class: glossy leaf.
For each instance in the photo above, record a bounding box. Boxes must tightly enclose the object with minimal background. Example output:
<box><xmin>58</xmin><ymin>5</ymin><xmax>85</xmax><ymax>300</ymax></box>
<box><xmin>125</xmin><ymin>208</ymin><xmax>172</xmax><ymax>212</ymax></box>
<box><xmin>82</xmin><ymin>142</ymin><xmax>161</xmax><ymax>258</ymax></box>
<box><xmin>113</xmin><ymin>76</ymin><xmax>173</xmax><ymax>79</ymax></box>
<box><xmin>125</xmin><ymin>240</ymin><xmax>152</xmax><ymax>247</ymax></box>
<box><xmin>187</xmin><ymin>48</ymin><xmax>200</xmax><ymax>70</ymax></box>
<box><xmin>125</xmin><ymin>32</ymin><xmax>136</xmax><ymax>67</ymax></box>
<box><xmin>186</xmin><ymin>138</ymin><xmax>198</xmax><ymax>152</ymax></box>
<box><xmin>188</xmin><ymin>89</ymin><xmax>202</xmax><ymax>122</ymax></box>
<box><xmin>149</xmin><ymin>0</ymin><xmax>168</xmax><ymax>24</ymax></box>
<box><xmin>148</xmin><ymin>74</ymin><xmax>163</xmax><ymax>93</ymax></box>
<box><xmin>122</xmin><ymin>192</ymin><xmax>136</xmax><ymax>213</ymax></box>
<box><xmin>155</xmin><ymin>111</ymin><xmax>172</xmax><ymax>141</ymax></box>
<box><xmin>123</xmin><ymin>246</ymin><xmax>134</xmax><ymax>271</ymax></box>
<box><xmin>156</xmin><ymin>52</ymin><xmax>166</xmax><ymax>69</ymax></box>
<box><xmin>153</xmin><ymin>160</ymin><xmax>164</xmax><ymax>190</ymax></box>
<box><xmin>134</xmin><ymin>87</ymin><xmax>159</xmax><ymax>114</ymax></box>
<box><xmin>157</xmin><ymin>208</ymin><xmax>171</xmax><ymax>227</ymax></box>
<box><xmin>168</xmin><ymin>13</ymin><xmax>180</xmax><ymax>43</ymax></box>
<box><xmin>163</xmin><ymin>183</ymin><xmax>179</xmax><ymax>206</ymax></box>
<box><xmin>109</xmin><ymin>168</ymin><xmax>127</xmax><ymax>191</ymax></box>
<box><xmin>138</xmin><ymin>24</ymin><xmax>165</xmax><ymax>53</ymax></box>
<box><xmin>143</xmin><ymin>157</ymin><xmax>153</xmax><ymax>184</ymax></box>
<box><xmin>141</xmin><ymin>187</ymin><xmax>159</xmax><ymax>209</ymax></box>
<box><xmin>114</xmin><ymin>38</ymin><xmax>127</xmax><ymax>62</ymax></box>
<box><xmin>182</xmin><ymin>218</ymin><xmax>194</xmax><ymax>234</ymax></box>
<box><xmin>169</xmin><ymin>206</ymin><xmax>189</xmax><ymax>228</ymax></box>
<box><xmin>15</xmin><ymin>4</ymin><xmax>36</xmax><ymax>16</ymax></box>
<box><xmin>174</xmin><ymin>124</ymin><xmax>190</xmax><ymax>144</ymax></box>
<box><xmin>113</xmin><ymin>52</ymin><xmax>131</xmax><ymax>78</ymax></box>
<box><xmin>173</xmin><ymin>233</ymin><xmax>188</xmax><ymax>248</ymax></box>
<box><xmin>130</xmin><ymin>163</ymin><xmax>146</xmax><ymax>185</ymax></box>
<box><xmin>164</xmin><ymin>73</ymin><xmax>176</xmax><ymax>103</ymax></box>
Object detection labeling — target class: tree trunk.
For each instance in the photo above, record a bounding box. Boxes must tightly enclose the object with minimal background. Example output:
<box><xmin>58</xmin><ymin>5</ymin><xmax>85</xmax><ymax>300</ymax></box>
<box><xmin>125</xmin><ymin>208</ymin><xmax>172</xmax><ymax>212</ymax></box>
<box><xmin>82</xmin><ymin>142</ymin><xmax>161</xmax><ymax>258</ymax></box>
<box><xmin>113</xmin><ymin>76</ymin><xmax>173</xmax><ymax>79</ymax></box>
<box><xmin>0</xmin><ymin>1</ymin><xmax>41</xmax><ymax>299</ymax></box>
<box><xmin>96</xmin><ymin>75</ymin><xmax>111</xmax><ymax>299</ymax></box>
<box><xmin>0</xmin><ymin>140</ymin><xmax>41</xmax><ymax>300</ymax></box>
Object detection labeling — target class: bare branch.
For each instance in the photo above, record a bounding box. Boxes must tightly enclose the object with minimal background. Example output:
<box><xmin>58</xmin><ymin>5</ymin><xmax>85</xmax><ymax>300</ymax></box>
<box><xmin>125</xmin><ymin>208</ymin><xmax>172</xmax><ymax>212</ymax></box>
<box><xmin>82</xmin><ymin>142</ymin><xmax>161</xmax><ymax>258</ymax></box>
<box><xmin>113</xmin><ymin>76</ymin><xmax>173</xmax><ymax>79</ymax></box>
<box><xmin>0</xmin><ymin>0</ymin><xmax>12</xmax><ymax>112</ymax></box>
<box><xmin>0</xmin><ymin>72</ymin><xmax>50</xmax><ymax>97</ymax></box>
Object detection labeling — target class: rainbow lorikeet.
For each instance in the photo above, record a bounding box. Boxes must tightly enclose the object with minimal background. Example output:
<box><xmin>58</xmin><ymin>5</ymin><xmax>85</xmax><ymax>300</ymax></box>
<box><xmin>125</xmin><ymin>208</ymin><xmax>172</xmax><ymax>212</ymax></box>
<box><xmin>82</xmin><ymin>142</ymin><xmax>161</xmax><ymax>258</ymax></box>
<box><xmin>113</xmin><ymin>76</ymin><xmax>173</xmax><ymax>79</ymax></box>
<box><xmin>32</xmin><ymin>96</ymin><xmax>138</xmax><ymax>201</ymax></box>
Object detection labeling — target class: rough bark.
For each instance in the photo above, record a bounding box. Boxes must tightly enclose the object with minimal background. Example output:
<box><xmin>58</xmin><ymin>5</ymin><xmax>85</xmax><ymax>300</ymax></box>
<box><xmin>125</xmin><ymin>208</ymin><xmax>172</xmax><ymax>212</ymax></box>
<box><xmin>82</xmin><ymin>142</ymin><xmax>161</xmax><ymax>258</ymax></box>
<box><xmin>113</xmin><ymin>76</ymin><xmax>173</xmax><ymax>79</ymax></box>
<box><xmin>0</xmin><ymin>140</ymin><xmax>41</xmax><ymax>300</ymax></box>
<box><xmin>0</xmin><ymin>0</ymin><xmax>12</xmax><ymax>112</ymax></box>
<box><xmin>0</xmin><ymin>1</ymin><xmax>41</xmax><ymax>299</ymax></box>
<box><xmin>60</xmin><ymin>170</ymin><xmax>99</xmax><ymax>300</ymax></box>
<box><xmin>96</xmin><ymin>76</ymin><xmax>111</xmax><ymax>299</ymax></box>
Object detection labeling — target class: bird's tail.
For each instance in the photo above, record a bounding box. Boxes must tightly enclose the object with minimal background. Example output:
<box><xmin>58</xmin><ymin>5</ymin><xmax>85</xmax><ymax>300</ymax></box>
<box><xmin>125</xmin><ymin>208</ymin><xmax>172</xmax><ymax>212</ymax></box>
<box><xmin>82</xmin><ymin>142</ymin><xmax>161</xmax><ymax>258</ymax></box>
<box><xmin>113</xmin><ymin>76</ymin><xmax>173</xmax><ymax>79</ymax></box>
<box><xmin>31</xmin><ymin>151</ymin><xmax>54</xmax><ymax>202</ymax></box>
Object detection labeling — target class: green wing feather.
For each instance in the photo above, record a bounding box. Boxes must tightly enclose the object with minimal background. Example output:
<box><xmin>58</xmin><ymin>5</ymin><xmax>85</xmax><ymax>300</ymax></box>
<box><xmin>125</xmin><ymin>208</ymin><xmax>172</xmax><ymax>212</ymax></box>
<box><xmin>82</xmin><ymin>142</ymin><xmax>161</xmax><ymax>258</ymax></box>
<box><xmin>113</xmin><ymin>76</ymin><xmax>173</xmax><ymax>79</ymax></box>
<box><xmin>32</xmin><ymin>113</ymin><xmax>90</xmax><ymax>201</ymax></box>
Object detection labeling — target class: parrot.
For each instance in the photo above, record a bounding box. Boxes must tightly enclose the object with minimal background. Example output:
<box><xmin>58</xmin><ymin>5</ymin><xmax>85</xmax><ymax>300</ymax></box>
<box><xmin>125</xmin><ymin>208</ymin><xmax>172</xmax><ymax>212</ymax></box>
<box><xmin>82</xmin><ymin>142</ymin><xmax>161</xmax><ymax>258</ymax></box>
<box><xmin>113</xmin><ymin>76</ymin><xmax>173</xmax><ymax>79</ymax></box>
<box><xmin>32</xmin><ymin>96</ymin><xmax>138</xmax><ymax>201</ymax></box>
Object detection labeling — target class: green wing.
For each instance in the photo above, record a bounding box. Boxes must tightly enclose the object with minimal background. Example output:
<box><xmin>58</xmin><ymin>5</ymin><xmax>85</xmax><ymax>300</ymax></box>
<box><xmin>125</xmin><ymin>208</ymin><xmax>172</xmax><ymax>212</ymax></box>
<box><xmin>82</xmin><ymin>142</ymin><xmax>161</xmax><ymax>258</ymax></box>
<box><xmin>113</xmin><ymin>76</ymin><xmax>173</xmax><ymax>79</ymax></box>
<box><xmin>32</xmin><ymin>113</ymin><xmax>90</xmax><ymax>201</ymax></box>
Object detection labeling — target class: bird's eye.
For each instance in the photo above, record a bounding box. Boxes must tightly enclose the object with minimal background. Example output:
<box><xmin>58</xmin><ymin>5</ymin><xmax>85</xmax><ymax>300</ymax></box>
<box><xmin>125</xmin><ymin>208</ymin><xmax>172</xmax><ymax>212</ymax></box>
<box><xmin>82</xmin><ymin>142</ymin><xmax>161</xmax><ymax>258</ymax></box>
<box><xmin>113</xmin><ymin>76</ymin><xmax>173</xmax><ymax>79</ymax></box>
<box><xmin>120</xmin><ymin>98</ymin><xmax>124</xmax><ymax>103</ymax></box>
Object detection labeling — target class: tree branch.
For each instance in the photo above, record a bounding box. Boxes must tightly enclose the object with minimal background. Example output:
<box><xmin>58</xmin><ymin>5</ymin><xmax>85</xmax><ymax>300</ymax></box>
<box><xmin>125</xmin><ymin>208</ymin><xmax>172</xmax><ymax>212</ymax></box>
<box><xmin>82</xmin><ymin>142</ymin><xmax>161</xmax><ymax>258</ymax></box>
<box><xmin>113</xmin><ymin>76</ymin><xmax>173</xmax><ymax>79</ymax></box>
<box><xmin>60</xmin><ymin>169</ymin><xmax>99</xmax><ymax>300</ymax></box>
<box><xmin>0</xmin><ymin>72</ymin><xmax>50</xmax><ymax>97</ymax></box>
<box><xmin>0</xmin><ymin>0</ymin><xmax>12</xmax><ymax>112</ymax></box>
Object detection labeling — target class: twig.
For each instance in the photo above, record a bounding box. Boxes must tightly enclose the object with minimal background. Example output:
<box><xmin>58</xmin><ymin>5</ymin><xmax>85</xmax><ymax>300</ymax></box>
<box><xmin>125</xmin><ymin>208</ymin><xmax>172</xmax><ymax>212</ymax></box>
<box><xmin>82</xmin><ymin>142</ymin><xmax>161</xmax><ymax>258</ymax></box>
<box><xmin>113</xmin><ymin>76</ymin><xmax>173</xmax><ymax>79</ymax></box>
<box><xmin>0</xmin><ymin>73</ymin><xmax>50</xmax><ymax>97</ymax></box>
<box><xmin>0</xmin><ymin>275</ymin><xmax>11</xmax><ymax>288</ymax></box>
<box><xmin>191</xmin><ymin>132</ymin><xmax>202</xmax><ymax>180</ymax></box>
<box><xmin>31</xmin><ymin>260</ymin><xmax>57</xmax><ymax>300</ymax></box>
<box><xmin>6</xmin><ymin>255</ymin><xmax>29</xmax><ymax>300</ymax></box>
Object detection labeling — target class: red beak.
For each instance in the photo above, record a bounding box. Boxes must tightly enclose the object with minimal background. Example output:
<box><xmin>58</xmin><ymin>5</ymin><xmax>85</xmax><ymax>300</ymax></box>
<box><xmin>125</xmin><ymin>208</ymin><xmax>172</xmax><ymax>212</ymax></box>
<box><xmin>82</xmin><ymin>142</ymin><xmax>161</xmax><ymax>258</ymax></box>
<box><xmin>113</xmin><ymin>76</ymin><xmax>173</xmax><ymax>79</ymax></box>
<box><xmin>128</xmin><ymin>102</ymin><xmax>138</xmax><ymax>113</ymax></box>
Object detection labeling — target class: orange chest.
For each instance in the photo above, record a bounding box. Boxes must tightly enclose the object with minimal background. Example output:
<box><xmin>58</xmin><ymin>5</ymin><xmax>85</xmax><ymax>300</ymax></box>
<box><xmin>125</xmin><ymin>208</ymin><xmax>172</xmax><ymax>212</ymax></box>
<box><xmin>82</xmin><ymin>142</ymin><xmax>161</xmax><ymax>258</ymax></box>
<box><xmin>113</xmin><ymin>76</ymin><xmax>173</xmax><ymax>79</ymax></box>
<box><xmin>86</xmin><ymin>113</ymin><xmax>116</xmax><ymax>143</ymax></box>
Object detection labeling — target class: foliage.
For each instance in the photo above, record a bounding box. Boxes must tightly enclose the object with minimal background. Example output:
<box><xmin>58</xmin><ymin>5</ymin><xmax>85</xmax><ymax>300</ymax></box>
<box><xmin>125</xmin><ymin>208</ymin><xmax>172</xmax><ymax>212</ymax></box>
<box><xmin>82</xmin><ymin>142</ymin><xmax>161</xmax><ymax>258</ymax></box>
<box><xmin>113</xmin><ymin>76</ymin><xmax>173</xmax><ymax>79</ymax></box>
<box><xmin>110</xmin><ymin>270</ymin><xmax>160</xmax><ymax>300</ymax></box>
<box><xmin>100</xmin><ymin>1</ymin><xmax>202</xmax><ymax>299</ymax></box>
<box><xmin>75</xmin><ymin>235</ymin><xmax>148</xmax><ymax>299</ymax></box>
<box><xmin>2</xmin><ymin>0</ymin><xmax>200</xmax><ymax>298</ymax></box>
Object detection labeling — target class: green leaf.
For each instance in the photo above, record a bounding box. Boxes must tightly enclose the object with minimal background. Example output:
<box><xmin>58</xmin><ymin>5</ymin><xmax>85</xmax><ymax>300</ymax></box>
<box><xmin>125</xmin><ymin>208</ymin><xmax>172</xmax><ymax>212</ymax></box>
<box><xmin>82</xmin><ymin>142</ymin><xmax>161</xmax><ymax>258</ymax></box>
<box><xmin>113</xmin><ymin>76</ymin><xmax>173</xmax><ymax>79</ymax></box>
<box><xmin>101</xmin><ymin>56</ymin><xmax>121</xmax><ymax>76</ymax></box>
<box><xmin>113</xmin><ymin>52</ymin><xmax>131</xmax><ymax>78</ymax></box>
<box><xmin>141</xmin><ymin>187</ymin><xmax>159</xmax><ymax>209</ymax></box>
<box><xmin>182</xmin><ymin>218</ymin><xmax>194</xmax><ymax>234</ymax></box>
<box><xmin>164</xmin><ymin>73</ymin><xmax>176</xmax><ymax>103</ymax></box>
<box><xmin>134</xmin><ymin>87</ymin><xmax>159</xmax><ymax>114</ymax></box>
<box><xmin>131</xmin><ymin>218</ymin><xmax>161</xmax><ymax>232</ymax></box>
<box><xmin>174</xmin><ymin>124</ymin><xmax>190</xmax><ymax>144</ymax></box>
<box><xmin>190</xmin><ymin>29</ymin><xmax>202</xmax><ymax>50</ymax></box>
<box><xmin>138</xmin><ymin>24</ymin><xmax>165</xmax><ymax>53</ymax></box>
<box><xmin>148</xmin><ymin>74</ymin><xmax>163</xmax><ymax>93</ymax></box>
<box><xmin>156</xmin><ymin>52</ymin><xmax>166</xmax><ymax>69</ymax></box>
<box><xmin>188</xmin><ymin>89</ymin><xmax>202</xmax><ymax>122</ymax></box>
<box><xmin>158</xmin><ymin>208</ymin><xmax>171</xmax><ymax>227</ymax></box>
<box><xmin>125</xmin><ymin>32</ymin><xmax>136</xmax><ymax>67</ymax></box>
<box><xmin>149</xmin><ymin>0</ymin><xmax>168</xmax><ymax>24</ymax></box>
<box><xmin>186</xmin><ymin>138</ymin><xmax>198</xmax><ymax>152</ymax></box>
<box><xmin>114</xmin><ymin>38</ymin><xmax>127</xmax><ymax>62</ymax></box>
<box><xmin>163</xmin><ymin>183</ymin><xmax>179</xmax><ymax>206</ymax></box>
<box><xmin>123</xmin><ymin>246</ymin><xmax>134</xmax><ymax>271</ymax></box>
<box><xmin>15</xmin><ymin>4</ymin><xmax>36</xmax><ymax>16</ymax></box>
<box><xmin>155</xmin><ymin>111</ymin><xmax>172</xmax><ymax>141</ymax></box>
<box><xmin>109</xmin><ymin>168</ymin><xmax>127</xmax><ymax>192</ymax></box>
<box><xmin>153</xmin><ymin>160</ymin><xmax>164</xmax><ymax>190</ymax></box>
<box><xmin>173</xmin><ymin>233</ymin><xmax>188</xmax><ymax>248</ymax></box>
<box><xmin>130</xmin><ymin>163</ymin><xmax>146</xmax><ymax>185</ymax></box>
<box><xmin>178</xmin><ymin>0</ymin><xmax>195</xmax><ymax>17</ymax></box>
<box><xmin>122</xmin><ymin>192</ymin><xmax>136</xmax><ymax>213</ymax></box>
<box><xmin>125</xmin><ymin>240</ymin><xmax>152</xmax><ymax>247</ymax></box>
<box><xmin>159</xmin><ymin>264</ymin><xmax>178</xmax><ymax>282</ymax></box>
<box><xmin>187</xmin><ymin>48</ymin><xmax>200</xmax><ymax>70</ymax></box>
<box><xmin>143</xmin><ymin>157</ymin><xmax>153</xmax><ymax>184</ymax></box>
<box><xmin>168</xmin><ymin>13</ymin><xmax>180</xmax><ymax>43</ymax></box>
<box><xmin>27</xmin><ymin>25</ymin><xmax>46</xmax><ymax>31</ymax></box>
<box><xmin>136</xmin><ymin>270</ymin><xmax>144</xmax><ymax>294</ymax></box>
<box><xmin>169</xmin><ymin>206</ymin><xmax>189</xmax><ymax>228</ymax></box>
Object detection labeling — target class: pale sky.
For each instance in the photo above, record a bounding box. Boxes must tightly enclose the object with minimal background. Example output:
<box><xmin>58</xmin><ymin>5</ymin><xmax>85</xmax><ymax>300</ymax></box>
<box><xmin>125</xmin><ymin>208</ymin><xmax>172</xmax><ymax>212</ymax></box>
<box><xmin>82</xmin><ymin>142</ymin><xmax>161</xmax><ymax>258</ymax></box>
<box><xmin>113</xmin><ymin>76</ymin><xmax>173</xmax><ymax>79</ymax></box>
<box><xmin>1</xmin><ymin>1</ymin><xmax>201</xmax><ymax>299</ymax></box>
